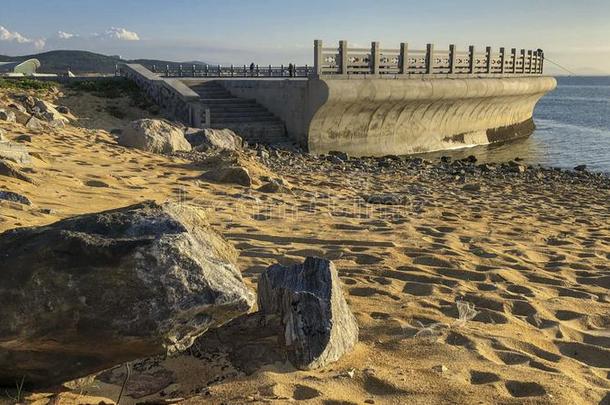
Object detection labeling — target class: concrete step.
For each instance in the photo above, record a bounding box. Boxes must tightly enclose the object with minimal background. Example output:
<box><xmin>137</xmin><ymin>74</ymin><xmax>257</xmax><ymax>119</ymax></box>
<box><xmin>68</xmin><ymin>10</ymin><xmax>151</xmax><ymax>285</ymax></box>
<box><xmin>200</xmin><ymin>98</ymin><xmax>258</xmax><ymax>105</ymax></box>
<box><xmin>212</xmin><ymin>116</ymin><xmax>283</xmax><ymax>124</ymax></box>
<box><xmin>211</xmin><ymin>109</ymin><xmax>275</xmax><ymax>120</ymax></box>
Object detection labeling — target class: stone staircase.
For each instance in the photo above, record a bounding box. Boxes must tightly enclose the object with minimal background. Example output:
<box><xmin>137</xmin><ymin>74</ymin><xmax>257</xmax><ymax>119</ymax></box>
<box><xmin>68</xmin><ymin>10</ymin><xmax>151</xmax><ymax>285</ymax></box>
<box><xmin>189</xmin><ymin>82</ymin><xmax>289</xmax><ymax>145</ymax></box>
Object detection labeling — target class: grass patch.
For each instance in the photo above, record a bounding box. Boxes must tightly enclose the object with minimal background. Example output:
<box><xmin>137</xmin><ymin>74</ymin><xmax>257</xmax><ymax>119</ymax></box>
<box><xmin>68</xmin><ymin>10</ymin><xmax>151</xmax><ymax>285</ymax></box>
<box><xmin>68</xmin><ymin>78</ymin><xmax>141</xmax><ymax>99</ymax></box>
<box><xmin>0</xmin><ymin>78</ymin><xmax>58</xmax><ymax>92</ymax></box>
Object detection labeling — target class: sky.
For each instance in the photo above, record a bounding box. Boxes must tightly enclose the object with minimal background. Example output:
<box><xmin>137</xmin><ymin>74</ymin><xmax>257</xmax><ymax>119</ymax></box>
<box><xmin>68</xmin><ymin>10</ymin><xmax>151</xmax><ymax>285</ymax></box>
<box><xmin>1</xmin><ymin>0</ymin><xmax>610</xmax><ymax>74</ymax></box>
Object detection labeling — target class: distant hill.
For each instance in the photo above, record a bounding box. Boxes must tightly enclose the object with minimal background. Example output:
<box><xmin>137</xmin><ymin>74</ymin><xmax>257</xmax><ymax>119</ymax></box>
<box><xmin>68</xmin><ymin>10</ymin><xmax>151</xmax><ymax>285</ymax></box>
<box><xmin>0</xmin><ymin>50</ymin><xmax>208</xmax><ymax>74</ymax></box>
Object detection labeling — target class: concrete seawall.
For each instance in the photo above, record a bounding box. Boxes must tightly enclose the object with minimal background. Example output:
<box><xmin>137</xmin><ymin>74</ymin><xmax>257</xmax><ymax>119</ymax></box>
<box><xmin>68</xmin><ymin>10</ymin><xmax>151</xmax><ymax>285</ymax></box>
<box><xmin>217</xmin><ymin>76</ymin><xmax>556</xmax><ymax>156</ymax></box>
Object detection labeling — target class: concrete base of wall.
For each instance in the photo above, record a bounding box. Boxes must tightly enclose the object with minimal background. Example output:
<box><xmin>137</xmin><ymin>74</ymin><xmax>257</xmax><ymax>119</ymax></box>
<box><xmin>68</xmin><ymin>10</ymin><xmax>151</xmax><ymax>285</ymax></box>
<box><xmin>182</xmin><ymin>76</ymin><xmax>556</xmax><ymax>157</ymax></box>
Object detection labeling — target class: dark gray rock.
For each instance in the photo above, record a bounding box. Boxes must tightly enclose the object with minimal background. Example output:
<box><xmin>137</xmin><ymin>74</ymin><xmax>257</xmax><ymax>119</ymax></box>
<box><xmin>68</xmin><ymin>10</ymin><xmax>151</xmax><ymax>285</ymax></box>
<box><xmin>574</xmin><ymin>165</ymin><xmax>587</xmax><ymax>172</ymax></box>
<box><xmin>201</xmin><ymin>166</ymin><xmax>252</xmax><ymax>187</ymax></box>
<box><xmin>258</xmin><ymin>257</ymin><xmax>359</xmax><ymax>370</ymax></box>
<box><xmin>0</xmin><ymin>190</ymin><xmax>32</xmax><ymax>205</ymax></box>
<box><xmin>56</xmin><ymin>106</ymin><xmax>70</xmax><ymax>115</ymax></box>
<box><xmin>0</xmin><ymin>201</ymin><xmax>254</xmax><ymax>387</ymax></box>
<box><xmin>366</xmin><ymin>193</ymin><xmax>405</xmax><ymax>205</ymax></box>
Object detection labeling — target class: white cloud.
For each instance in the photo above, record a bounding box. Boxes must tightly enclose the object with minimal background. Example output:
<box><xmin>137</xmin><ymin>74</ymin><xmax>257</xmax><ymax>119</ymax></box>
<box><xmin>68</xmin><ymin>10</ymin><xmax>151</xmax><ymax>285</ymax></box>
<box><xmin>99</xmin><ymin>27</ymin><xmax>140</xmax><ymax>41</ymax></box>
<box><xmin>0</xmin><ymin>25</ymin><xmax>45</xmax><ymax>49</ymax></box>
<box><xmin>56</xmin><ymin>31</ymin><xmax>77</xmax><ymax>40</ymax></box>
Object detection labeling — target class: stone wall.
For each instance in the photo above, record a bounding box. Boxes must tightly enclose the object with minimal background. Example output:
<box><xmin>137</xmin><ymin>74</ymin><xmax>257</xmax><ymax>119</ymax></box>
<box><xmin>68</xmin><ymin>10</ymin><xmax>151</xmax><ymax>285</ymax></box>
<box><xmin>121</xmin><ymin>64</ymin><xmax>202</xmax><ymax>126</ymax></box>
<box><xmin>215</xmin><ymin>76</ymin><xmax>556</xmax><ymax>156</ymax></box>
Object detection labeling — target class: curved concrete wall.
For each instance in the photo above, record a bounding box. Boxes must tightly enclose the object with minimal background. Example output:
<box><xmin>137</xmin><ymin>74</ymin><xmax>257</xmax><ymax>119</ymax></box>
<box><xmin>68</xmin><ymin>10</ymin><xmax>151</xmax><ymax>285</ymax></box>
<box><xmin>308</xmin><ymin>76</ymin><xmax>557</xmax><ymax>156</ymax></box>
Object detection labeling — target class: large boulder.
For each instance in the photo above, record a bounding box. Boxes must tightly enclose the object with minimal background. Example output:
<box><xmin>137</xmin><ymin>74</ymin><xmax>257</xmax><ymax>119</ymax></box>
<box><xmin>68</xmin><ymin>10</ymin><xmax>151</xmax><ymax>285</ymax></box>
<box><xmin>258</xmin><ymin>257</ymin><xmax>359</xmax><ymax>370</ymax></box>
<box><xmin>0</xmin><ymin>201</ymin><xmax>254</xmax><ymax>387</ymax></box>
<box><xmin>118</xmin><ymin>119</ymin><xmax>192</xmax><ymax>153</ymax></box>
<box><xmin>186</xmin><ymin>128</ymin><xmax>243</xmax><ymax>151</ymax></box>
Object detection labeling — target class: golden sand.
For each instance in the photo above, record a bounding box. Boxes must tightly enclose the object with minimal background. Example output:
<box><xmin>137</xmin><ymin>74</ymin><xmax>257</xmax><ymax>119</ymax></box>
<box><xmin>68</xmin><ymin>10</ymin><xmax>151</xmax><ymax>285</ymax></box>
<box><xmin>0</xmin><ymin>88</ymin><xmax>609</xmax><ymax>405</ymax></box>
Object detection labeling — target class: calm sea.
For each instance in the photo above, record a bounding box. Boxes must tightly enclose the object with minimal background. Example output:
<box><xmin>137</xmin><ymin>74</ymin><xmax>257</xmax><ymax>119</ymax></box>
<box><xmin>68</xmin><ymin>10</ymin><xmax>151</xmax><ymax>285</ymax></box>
<box><xmin>421</xmin><ymin>76</ymin><xmax>610</xmax><ymax>173</ymax></box>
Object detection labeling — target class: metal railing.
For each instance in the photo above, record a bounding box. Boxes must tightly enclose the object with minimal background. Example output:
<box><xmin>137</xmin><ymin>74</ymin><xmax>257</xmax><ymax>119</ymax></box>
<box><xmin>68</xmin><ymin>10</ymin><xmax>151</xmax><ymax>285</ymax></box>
<box><xmin>314</xmin><ymin>40</ymin><xmax>545</xmax><ymax>77</ymax></box>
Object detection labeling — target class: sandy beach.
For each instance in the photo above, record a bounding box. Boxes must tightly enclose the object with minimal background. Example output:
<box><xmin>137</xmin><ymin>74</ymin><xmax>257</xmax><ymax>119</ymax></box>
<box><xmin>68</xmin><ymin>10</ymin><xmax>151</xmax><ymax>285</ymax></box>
<box><xmin>1</xmin><ymin>85</ymin><xmax>609</xmax><ymax>405</ymax></box>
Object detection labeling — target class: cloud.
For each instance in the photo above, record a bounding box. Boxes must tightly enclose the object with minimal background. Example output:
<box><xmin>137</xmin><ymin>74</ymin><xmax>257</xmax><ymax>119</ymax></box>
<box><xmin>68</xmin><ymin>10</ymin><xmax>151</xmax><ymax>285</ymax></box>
<box><xmin>0</xmin><ymin>25</ymin><xmax>45</xmax><ymax>49</ymax></box>
<box><xmin>98</xmin><ymin>27</ymin><xmax>140</xmax><ymax>41</ymax></box>
<box><xmin>56</xmin><ymin>31</ymin><xmax>77</xmax><ymax>40</ymax></box>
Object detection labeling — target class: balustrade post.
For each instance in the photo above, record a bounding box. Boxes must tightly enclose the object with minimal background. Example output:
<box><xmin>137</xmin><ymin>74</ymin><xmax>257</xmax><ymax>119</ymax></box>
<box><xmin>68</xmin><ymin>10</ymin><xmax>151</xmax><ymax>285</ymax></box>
<box><xmin>499</xmin><ymin>48</ymin><xmax>506</xmax><ymax>74</ymax></box>
<box><xmin>165</xmin><ymin>65</ymin><xmax>170</xmax><ymax>77</ymax></box>
<box><xmin>511</xmin><ymin>49</ymin><xmax>517</xmax><ymax>74</ymax></box>
<box><xmin>314</xmin><ymin>39</ymin><xmax>323</xmax><ymax>77</ymax></box>
<box><xmin>281</xmin><ymin>64</ymin><xmax>284</xmax><ymax>77</ymax></box>
<box><xmin>448</xmin><ymin>44</ymin><xmax>456</xmax><ymax>74</ymax></box>
<box><xmin>469</xmin><ymin>46</ymin><xmax>475</xmax><ymax>74</ymax></box>
<box><xmin>192</xmin><ymin>64</ymin><xmax>196</xmax><ymax>77</ymax></box>
<box><xmin>485</xmin><ymin>47</ymin><xmax>492</xmax><ymax>74</ymax></box>
<box><xmin>152</xmin><ymin>65</ymin><xmax>157</xmax><ymax>73</ymax></box>
<box><xmin>371</xmin><ymin>41</ymin><xmax>380</xmax><ymax>75</ymax></box>
<box><xmin>527</xmin><ymin>50</ymin><xmax>533</xmax><ymax>74</ymax></box>
<box><xmin>426</xmin><ymin>43</ymin><xmax>435</xmax><ymax>75</ymax></box>
<box><xmin>539</xmin><ymin>50</ymin><xmax>544</xmax><ymax>74</ymax></box>
<box><xmin>399</xmin><ymin>42</ymin><xmax>409</xmax><ymax>75</ymax></box>
<box><xmin>256</xmin><ymin>65</ymin><xmax>260</xmax><ymax>76</ymax></box>
<box><xmin>179</xmin><ymin>64</ymin><xmax>183</xmax><ymax>77</ymax></box>
<box><xmin>339</xmin><ymin>40</ymin><xmax>349</xmax><ymax>75</ymax></box>
<box><xmin>520</xmin><ymin>49</ymin><xmax>526</xmax><ymax>74</ymax></box>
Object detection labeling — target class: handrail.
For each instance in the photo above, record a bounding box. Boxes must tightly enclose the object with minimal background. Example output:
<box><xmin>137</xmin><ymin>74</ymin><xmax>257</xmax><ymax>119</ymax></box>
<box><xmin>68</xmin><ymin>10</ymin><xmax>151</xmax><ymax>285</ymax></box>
<box><xmin>313</xmin><ymin>40</ymin><xmax>545</xmax><ymax>77</ymax></box>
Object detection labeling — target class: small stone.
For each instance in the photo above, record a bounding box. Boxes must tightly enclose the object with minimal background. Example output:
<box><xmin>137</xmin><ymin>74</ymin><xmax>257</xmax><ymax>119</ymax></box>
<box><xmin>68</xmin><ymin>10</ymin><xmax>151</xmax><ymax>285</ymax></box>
<box><xmin>201</xmin><ymin>166</ymin><xmax>252</xmax><ymax>187</ymax></box>
<box><xmin>462</xmin><ymin>183</ymin><xmax>481</xmax><ymax>193</ymax></box>
<box><xmin>56</xmin><ymin>106</ymin><xmax>70</xmax><ymax>114</ymax></box>
<box><xmin>14</xmin><ymin>134</ymin><xmax>32</xmax><ymax>143</ymax></box>
<box><xmin>365</xmin><ymin>400</ymin><xmax>375</xmax><ymax>404</ymax></box>
<box><xmin>0</xmin><ymin>129</ymin><xmax>6</xmax><ymax>142</ymax></box>
<box><xmin>0</xmin><ymin>190</ymin><xmax>32</xmax><ymax>205</ymax></box>
<box><xmin>366</xmin><ymin>193</ymin><xmax>405</xmax><ymax>205</ymax></box>
<box><xmin>0</xmin><ymin>109</ymin><xmax>16</xmax><ymax>123</ymax></box>
<box><xmin>574</xmin><ymin>165</ymin><xmax>587</xmax><ymax>172</ymax></box>
<box><xmin>0</xmin><ymin>160</ymin><xmax>36</xmax><ymax>183</ymax></box>
<box><xmin>328</xmin><ymin>151</ymin><xmax>349</xmax><ymax>161</ymax></box>
<box><xmin>507</xmin><ymin>161</ymin><xmax>527</xmax><ymax>173</ymax></box>
<box><xmin>25</xmin><ymin>116</ymin><xmax>45</xmax><ymax>130</ymax></box>
<box><xmin>432</xmin><ymin>365</ymin><xmax>448</xmax><ymax>373</ymax></box>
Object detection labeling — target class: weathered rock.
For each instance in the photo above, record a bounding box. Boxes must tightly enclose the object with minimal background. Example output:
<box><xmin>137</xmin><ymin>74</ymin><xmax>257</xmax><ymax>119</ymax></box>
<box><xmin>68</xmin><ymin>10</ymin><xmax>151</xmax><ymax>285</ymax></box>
<box><xmin>258</xmin><ymin>257</ymin><xmax>359</xmax><ymax>370</ymax></box>
<box><xmin>0</xmin><ymin>109</ymin><xmax>16</xmax><ymax>123</ymax></box>
<box><xmin>462</xmin><ymin>183</ymin><xmax>481</xmax><ymax>193</ymax></box>
<box><xmin>0</xmin><ymin>129</ymin><xmax>6</xmax><ymax>142</ymax></box>
<box><xmin>366</xmin><ymin>193</ymin><xmax>405</xmax><ymax>205</ymax></box>
<box><xmin>25</xmin><ymin>116</ymin><xmax>45</xmax><ymax>130</ymax></box>
<box><xmin>0</xmin><ymin>190</ymin><xmax>32</xmax><ymax>205</ymax></box>
<box><xmin>574</xmin><ymin>164</ymin><xmax>587</xmax><ymax>172</ymax></box>
<box><xmin>201</xmin><ymin>166</ymin><xmax>252</xmax><ymax>187</ymax></box>
<box><xmin>257</xmin><ymin>178</ymin><xmax>290</xmax><ymax>193</ymax></box>
<box><xmin>507</xmin><ymin>160</ymin><xmax>527</xmax><ymax>173</ymax></box>
<box><xmin>118</xmin><ymin>119</ymin><xmax>192</xmax><ymax>153</ymax></box>
<box><xmin>56</xmin><ymin>105</ymin><xmax>70</xmax><ymax>114</ymax></box>
<box><xmin>14</xmin><ymin>134</ymin><xmax>32</xmax><ymax>143</ymax></box>
<box><xmin>33</xmin><ymin>99</ymin><xmax>69</xmax><ymax>123</ymax></box>
<box><xmin>0</xmin><ymin>201</ymin><xmax>255</xmax><ymax>387</ymax></box>
<box><xmin>186</xmin><ymin>128</ymin><xmax>243</xmax><ymax>151</ymax></box>
<box><xmin>0</xmin><ymin>160</ymin><xmax>36</xmax><ymax>183</ymax></box>
<box><xmin>0</xmin><ymin>141</ymin><xmax>31</xmax><ymax>165</ymax></box>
